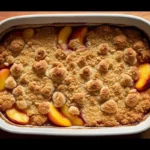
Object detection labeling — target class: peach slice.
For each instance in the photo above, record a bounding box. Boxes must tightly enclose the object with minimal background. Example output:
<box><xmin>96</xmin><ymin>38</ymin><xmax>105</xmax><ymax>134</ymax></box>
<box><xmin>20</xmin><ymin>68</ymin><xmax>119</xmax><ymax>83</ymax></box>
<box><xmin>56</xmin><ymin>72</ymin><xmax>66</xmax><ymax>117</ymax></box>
<box><xmin>135</xmin><ymin>63</ymin><xmax>150</xmax><ymax>91</ymax></box>
<box><xmin>70</xmin><ymin>26</ymin><xmax>88</xmax><ymax>45</ymax></box>
<box><xmin>57</xmin><ymin>26</ymin><xmax>72</xmax><ymax>50</ymax></box>
<box><xmin>48</xmin><ymin>102</ymin><xmax>72</xmax><ymax>127</ymax></box>
<box><xmin>6</xmin><ymin>108</ymin><xmax>29</xmax><ymax>125</ymax></box>
<box><xmin>0</xmin><ymin>68</ymin><xmax>10</xmax><ymax>91</ymax></box>
<box><xmin>60</xmin><ymin>104</ymin><xmax>84</xmax><ymax>126</ymax></box>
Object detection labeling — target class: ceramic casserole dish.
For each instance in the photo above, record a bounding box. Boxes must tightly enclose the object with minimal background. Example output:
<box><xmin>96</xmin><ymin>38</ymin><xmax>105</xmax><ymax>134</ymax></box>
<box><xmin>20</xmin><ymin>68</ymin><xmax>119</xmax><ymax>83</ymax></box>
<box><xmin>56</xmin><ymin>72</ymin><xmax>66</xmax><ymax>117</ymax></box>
<box><xmin>0</xmin><ymin>14</ymin><xmax>150</xmax><ymax>136</ymax></box>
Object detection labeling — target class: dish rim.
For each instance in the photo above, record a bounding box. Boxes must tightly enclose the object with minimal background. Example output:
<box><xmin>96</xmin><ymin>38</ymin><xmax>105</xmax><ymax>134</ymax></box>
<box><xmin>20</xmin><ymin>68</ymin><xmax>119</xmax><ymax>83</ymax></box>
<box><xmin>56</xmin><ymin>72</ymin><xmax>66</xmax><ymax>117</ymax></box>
<box><xmin>0</xmin><ymin>13</ymin><xmax>150</xmax><ymax>136</ymax></box>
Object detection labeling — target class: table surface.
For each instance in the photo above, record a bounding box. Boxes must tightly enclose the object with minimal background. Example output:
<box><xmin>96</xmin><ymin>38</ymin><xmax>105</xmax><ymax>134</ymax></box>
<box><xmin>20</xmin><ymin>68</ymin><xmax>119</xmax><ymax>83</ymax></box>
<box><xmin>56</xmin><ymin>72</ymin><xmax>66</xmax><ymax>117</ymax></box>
<box><xmin>1</xmin><ymin>11</ymin><xmax>150</xmax><ymax>139</ymax></box>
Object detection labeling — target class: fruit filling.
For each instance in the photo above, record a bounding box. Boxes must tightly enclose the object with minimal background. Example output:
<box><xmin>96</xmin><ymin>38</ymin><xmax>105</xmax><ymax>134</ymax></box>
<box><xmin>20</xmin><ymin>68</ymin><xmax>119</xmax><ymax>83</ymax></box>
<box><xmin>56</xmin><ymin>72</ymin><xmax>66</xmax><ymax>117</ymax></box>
<box><xmin>0</xmin><ymin>25</ymin><xmax>150</xmax><ymax>127</ymax></box>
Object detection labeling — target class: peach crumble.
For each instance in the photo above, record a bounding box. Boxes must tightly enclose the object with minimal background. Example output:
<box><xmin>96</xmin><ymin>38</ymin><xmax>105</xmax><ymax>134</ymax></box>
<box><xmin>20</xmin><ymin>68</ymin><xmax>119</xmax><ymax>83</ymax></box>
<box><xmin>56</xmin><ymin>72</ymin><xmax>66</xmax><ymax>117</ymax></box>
<box><xmin>0</xmin><ymin>25</ymin><xmax>150</xmax><ymax>127</ymax></box>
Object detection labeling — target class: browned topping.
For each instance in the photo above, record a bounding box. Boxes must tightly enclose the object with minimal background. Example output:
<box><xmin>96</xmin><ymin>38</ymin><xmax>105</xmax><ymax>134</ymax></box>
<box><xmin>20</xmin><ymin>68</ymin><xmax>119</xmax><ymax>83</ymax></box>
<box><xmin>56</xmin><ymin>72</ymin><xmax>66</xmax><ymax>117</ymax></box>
<box><xmin>127</xmin><ymin>66</ymin><xmax>140</xmax><ymax>81</ymax></box>
<box><xmin>86</xmin><ymin>79</ymin><xmax>103</xmax><ymax>92</ymax></box>
<box><xmin>32</xmin><ymin>60</ymin><xmax>47</xmax><ymax>74</ymax></box>
<box><xmin>125</xmin><ymin>93</ymin><xmax>139</xmax><ymax>107</ymax></box>
<box><xmin>35</xmin><ymin>47</ymin><xmax>47</xmax><ymax>61</ymax></box>
<box><xmin>80</xmin><ymin>66</ymin><xmax>91</xmax><ymax>79</ymax></box>
<box><xmin>5</xmin><ymin>76</ymin><xmax>17</xmax><ymax>89</ymax></box>
<box><xmin>30</xmin><ymin>114</ymin><xmax>47</xmax><ymax>126</ymax></box>
<box><xmin>49</xmin><ymin>67</ymin><xmax>66</xmax><ymax>82</ymax></box>
<box><xmin>113</xmin><ymin>35</ymin><xmax>127</xmax><ymax>49</ymax></box>
<box><xmin>0</xmin><ymin>91</ymin><xmax>16</xmax><ymax>111</ymax></box>
<box><xmin>16</xmin><ymin>100</ymin><xmax>28</xmax><ymax>110</ymax></box>
<box><xmin>98</xmin><ymin>43</ymin><xmax>109</xmax><ymax>55</ymax></box>
<box><xmin>68</xmin><ymin>106</ymin><xmax>80</xmax><ymax>115</ymax></box>
<box><xmin>41</xmin><ymin>86</ymin><xmax>54</xmax><ymax>98</ymax></box>
<box><xmin>10</xmin><ymin>63</ymin><xmax>23</xmax><ymax>77</ymax></box>
<box><xmin>101</xmin><ymin>99</ymin><xmax>117</xmax><ymax>114</ymax></box>
<box><xmin>10</xmin><ymin>37</ymin><xmax>25</xmax><ymax>52</ymax></box>
<box><xmin>38</xmin><ymin>102</ymin><xmax>50</xmax><ymax>114</ymax></box>
<box><xmin>133</xmin><ymin>41</ymin><xmax>145</xmax><ymax>51</ymax></box>
<box><xmin>100</xmin><ymin>86</ymin><xmax>110</xmax><ymax>101</ymax></box>
<box><xmin>120</xmin><ymin>74</ymin><xmax>134</xmax><ymax>87</ymax></box>
<box><xmin>72</xmin><ymin>93</ymin><xmax>86</xmax><ymax>106</ymax></box>
<box><xmin>124</xmin><ymin>48</ymin><xmax>137</xmax><ymax>65</ymax></box>
<box><xmin>68</xmin><ymin>39</ymin><xmax>81</xmax><ymax>50</ymax></box>
<box><xmin>52</xmin><ymin>92</ymin><xmax>66</xmax><ymax>107</ymax></box>
<box><xmin>115</xmin><ymin>51</ymin><xmax>123</xmax><ymax>62</ymax></box>
<box><xmin>12</xmin><ymin>85</ymin><xmax>24</xmax><ymax>96</ymax></box>
<box><xmin>98</xmin><ymin>59</ymin><xmax>109</xmax><ymax>73</ymax></box>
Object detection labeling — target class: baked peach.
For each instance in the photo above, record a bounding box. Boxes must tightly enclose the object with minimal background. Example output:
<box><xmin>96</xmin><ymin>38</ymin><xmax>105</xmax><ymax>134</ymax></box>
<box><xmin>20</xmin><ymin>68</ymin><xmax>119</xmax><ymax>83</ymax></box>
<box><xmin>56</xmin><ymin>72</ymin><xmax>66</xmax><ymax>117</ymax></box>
<box><xmin>22</xmin><ymin>28</ymin><xmax>34</xmax><ymax>39</ymax></box>
<box><xmin>70</xmin><ymin>26</ymin><xmax>88</xmax><ymax>45</ymax></box>
<box><xmin>57</xmin><ymin>26</ymin><xmax>72</xmax><ymax>50</ymax></box>
<box><xmin>135</xmin><ymin>63</ymin><xmax>150</xmax><ymax>91</ymax></box>
<box><xmin>70</xmin><ymin>27</ymin><xmax>88</xmax><ymax>48</ymax></box>
<box><xmin>6</xmin><ymin>107</ymin><xmax>29</xmax><ymax>125</ymax></box>
<box><xmin>48</xmin><ymin>102</ymin><xmax>72</xmax><ymax>127</ymax></box>
<box><xmin>0</xmin><ymin>69</ymin><xmax>10</xmax><ymax>91</ymax></box>
<box><xmin>61</xmin><ymin>104</ymin><xmax>84</xmax><ymax>126</ymax></box>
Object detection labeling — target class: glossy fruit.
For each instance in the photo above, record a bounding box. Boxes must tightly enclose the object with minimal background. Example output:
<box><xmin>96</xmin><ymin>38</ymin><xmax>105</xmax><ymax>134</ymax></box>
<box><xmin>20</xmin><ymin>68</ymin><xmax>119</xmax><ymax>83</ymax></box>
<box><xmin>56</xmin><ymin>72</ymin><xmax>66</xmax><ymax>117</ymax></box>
<box><xmin>6</xmin><ymin>108</ymin><xmax>29</xmax><ymax>125</ymax></box>
<box><xmin>48</xmin><ymin>102</ymin><xmax>72</xmax><ymax>127</ymax></box>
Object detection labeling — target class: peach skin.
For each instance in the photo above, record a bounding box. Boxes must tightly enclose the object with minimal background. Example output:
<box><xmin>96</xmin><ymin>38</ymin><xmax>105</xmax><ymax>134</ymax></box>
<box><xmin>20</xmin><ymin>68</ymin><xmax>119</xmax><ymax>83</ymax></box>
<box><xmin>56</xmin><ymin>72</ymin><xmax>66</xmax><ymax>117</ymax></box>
<box><xmin>70</xmin><ymin>26</ymin><xmax>88</xmax><ymax>45</ymax></box>
<box><xmin>6</xmin><ymin>107</ymin><xmax>29</xmax><ymax>125</ymax></box>
<box><xmin>0</xmin><ymin>64</ymin><xmax>6</xmax><ymax>69</ymax></box>
<box><xmin>0</xmin><ymin>68</ymin><xmax>10</xmax><ymax>91</ymax></box>
<box><xmin>135</xmin><ymin>63</ymin><xmax>150</xmax><ymax>91</ymax></box>
<box><xmin>48</xmin><ymin>102</ymin><xmax>72</xmax><ymax>127</ymax></box>
<box><xmin>61</xmin><ymin>104</ymin><xmax>84</xmax><ymax>126</ymax></box>
<box><xmin>57</xmin><ymin>26</ymin><xmax>72</xmax><ymax>50</ymax></box>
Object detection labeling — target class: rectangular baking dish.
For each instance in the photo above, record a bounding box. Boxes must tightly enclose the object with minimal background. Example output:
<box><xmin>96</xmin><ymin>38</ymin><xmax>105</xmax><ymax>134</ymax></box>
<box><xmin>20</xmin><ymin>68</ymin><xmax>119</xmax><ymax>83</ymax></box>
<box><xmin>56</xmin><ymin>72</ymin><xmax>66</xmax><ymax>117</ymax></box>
<box><xmin>1</xmin><ymin>14</ymin><xmax>150</xmax><ymax>136</ymax></box>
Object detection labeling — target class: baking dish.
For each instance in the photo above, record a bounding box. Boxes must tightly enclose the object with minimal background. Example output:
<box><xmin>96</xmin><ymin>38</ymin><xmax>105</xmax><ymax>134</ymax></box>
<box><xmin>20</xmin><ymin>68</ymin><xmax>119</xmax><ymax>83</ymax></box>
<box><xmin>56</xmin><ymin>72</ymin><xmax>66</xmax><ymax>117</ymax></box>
<box><xmin>1</xmin><ymin>14</ymin><xmax>150</xmax><ymax>136</ymax></box>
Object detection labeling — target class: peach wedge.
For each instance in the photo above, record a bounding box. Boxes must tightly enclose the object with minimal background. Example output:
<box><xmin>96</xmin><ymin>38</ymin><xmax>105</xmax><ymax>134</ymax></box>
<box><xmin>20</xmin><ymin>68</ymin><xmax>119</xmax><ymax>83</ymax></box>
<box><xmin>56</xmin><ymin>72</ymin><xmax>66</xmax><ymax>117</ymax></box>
<box><xmin>135</xmin><ymin>63</ymin><xmax>150</xmax><ymax>91</ymax></box>
<box><xmin>60</xmin><ymin>104</ymin><xmax>84</xmax><ymax>126</ymax></box>
<box><xmin>0</xmin><ymin>68</ymin><xmax>10</xmax><ymax>91</ymax></box>
<box><xmin>6</xmin><ymin>108</ymin><xmax>29</xmax><ymax>125</ymax></box>
<box><xmin>57</xmin><ymin>26</ymin><xmax>72</xmax><ymax>50</ymax></box>
<box><xmin>70</xmin><ymin>26</ymin><xmax>88</xmax><ymax>45</ymax></box>
<box><xmin>48</xmin><ymin>102</ymin><xmax>72</xmax><ymax>127</ymax></box>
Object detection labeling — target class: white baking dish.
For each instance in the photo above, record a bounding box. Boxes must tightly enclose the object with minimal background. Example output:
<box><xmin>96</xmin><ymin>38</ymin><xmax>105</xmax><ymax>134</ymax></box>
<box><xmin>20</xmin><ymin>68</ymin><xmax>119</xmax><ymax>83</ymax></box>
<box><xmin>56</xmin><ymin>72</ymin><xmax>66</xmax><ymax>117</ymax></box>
<box><xmin>0</xmin><ymin>14</ymin><xmax>150</xmax><ymax>136</ymax></box>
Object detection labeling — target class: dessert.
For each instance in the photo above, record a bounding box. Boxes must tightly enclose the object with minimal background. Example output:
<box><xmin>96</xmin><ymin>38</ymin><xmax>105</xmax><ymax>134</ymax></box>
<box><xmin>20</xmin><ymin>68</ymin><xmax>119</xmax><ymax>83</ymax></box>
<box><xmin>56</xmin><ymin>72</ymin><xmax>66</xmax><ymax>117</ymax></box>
<box><xmin>0</xmin><ymin>25</ymin><xmax>150</xmax><ymax>127</ymax></box>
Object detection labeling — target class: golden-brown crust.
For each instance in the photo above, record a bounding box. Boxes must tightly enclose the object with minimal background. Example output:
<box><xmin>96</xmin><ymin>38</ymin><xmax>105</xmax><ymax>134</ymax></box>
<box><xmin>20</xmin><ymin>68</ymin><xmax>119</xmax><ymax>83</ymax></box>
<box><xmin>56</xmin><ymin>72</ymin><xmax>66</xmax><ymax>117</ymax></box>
<box><xmin>98</xmin><ymin>43</ymin><xmax>109</xmax><ymax>55</ymax></box>
<box><xmin>35</xmin><ymin>47</ymin><xmax>47</xmax><ymax>61</ymax></box>
<box><xmin>86</xmin><ymin>79</ymin><xmax>103</xmax><ymax>92</ymax></box>
<box><xmin>101</xmin><ymin>99</ymin><xmax>117</xmax><ymax>114</ymax></box>
<box><xmin>125</xmin><ymin>93</ymin><xmax>140</xmax><ymax>107</ymax></box>
<box><xmin>113</xmin><ymin>35</ymin><xmax>127</xmax><ymax>49</ymax></box>
<box><xmin>120</xmin><ymin>74</ymin><xmax>134</xmax><ymax>87</ymax></box>
<box><xmin>0</xmin><ymin>91</ymin><xmax>16</xmax><ymax>111</ymax></box>
<box><xmin>38</xmin><ymin>102</ymin><xmax>50</xmax><ymax>114</ymax></box>
<box><xmin>12</xmin><ymin>85</ymin><xmax>24</xmax><ymax>96</ymax></box>
<box><xmin>68</xmin><ymin>106</ymin><xmax>80</xmax><ymax>115</ymax></box>
<box><xmin>30</xmin><ymin>114</ymin><xmax>47</xmax><ymax>126</ymax></box>
<box><xmin>127</xmin><ymin>66</ymin><xmax>140</xmax><ymax>81</ymax></box>
<box><xmin>16</xmin><ymin>100</ymin><xmax>28</xmax><ymax>110</ymax></box>
<box><xmin>32</xmin><ymin>60</ymin><xmax>47</xmax><ymax>74</ymax></box>
<box><xmin>98</xmin><ymin>59</ymin><xmax>109</xmax><ymax>73</ymax></box>
<box><xmin>9</xmin><ymin>37</ymin><xmax>25</xmax><ymax>52</ymax></box>
<box><xmin>5</xmin><ymin>76</ymin><xmax>17</xmax><ymax>89</ymax></box>
<box><xmin>10</xmin><ymin>63</ymin><xmax>23</xmax><ymax>78</ymax></box>
<box><xmin>49</xmin><ymin>67</ymin><xmax>66</xmax><ymax>82</ymax></box>
<box><xmin>124</xmin><ymin>48</ymin><xmax>137</xmax><ymax>65</ymax></box>
<box><xmin>100</xmin><ymin>86</ymin><xmax>110</xmax><ymax>101</ymax></box>
<box><xmin>52</xmin><ymin>92</ymin><xmax>66</xmax><ymax>107</ymax></box>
